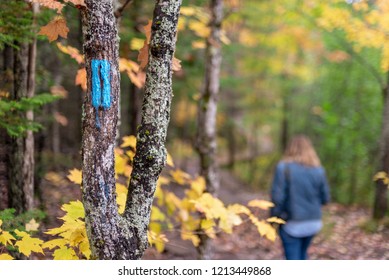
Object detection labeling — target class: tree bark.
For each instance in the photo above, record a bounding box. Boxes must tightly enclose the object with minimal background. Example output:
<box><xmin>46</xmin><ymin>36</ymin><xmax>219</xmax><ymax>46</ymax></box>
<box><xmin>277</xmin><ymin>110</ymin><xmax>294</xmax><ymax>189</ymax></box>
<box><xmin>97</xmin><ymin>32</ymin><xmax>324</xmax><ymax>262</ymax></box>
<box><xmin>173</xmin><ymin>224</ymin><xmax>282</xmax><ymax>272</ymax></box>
<box><xmin>195</xmin><ymin>0</ymin><xmax>223</xmax><ymax>260</ymax></box>
<box><xmin>81</xmin><ymin>0</ymin><xmax>181</xmax><ymax>259</ymax></box>
<box><xmin>196</xmin><ymin>0</ymin><xmax>223</xmax><ymax>195</ymax></box>
<box><xmin>0</xmin><ymin>45</ymin><xmax>14</xmax><ymax>210</ymax></box>
<box><xmin>373</xmin><ymin>81</ymin><xmax>389</xmax><ymax>219</ymax></box>
<box><xmin>9</xmin><ymin>42</ymin><xmax>30</xmax><ymax>214</ymax></box>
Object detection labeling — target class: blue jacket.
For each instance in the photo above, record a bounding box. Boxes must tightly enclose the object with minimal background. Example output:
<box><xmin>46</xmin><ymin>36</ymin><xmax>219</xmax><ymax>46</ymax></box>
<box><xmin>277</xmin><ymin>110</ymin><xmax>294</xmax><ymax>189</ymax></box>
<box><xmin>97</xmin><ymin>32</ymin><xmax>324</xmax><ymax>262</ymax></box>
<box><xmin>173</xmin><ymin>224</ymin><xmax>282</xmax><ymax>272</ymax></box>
<box><xmin>270</xmin><ymin>161</ymin><xmax>330</xmax><ymax>221</ymax></box>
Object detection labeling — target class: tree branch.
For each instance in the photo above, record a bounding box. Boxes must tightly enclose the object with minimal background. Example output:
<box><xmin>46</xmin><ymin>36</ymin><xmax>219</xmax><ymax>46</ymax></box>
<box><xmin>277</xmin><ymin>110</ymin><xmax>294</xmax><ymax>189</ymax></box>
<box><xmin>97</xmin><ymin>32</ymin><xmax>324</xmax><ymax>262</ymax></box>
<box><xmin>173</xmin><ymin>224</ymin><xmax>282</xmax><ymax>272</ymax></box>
<box><xmin>114</xmin><ymin>0</ymin><xmax>134</xmax><ymax>18</ymax></box>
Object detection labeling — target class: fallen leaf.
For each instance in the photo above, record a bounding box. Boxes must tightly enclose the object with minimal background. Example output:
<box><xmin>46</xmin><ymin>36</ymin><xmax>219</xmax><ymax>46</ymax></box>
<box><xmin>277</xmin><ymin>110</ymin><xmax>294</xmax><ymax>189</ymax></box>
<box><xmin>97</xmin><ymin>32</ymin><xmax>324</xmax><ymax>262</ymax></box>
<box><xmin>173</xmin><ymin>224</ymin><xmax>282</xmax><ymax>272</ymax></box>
<box><xmin>0</xmin><ymin>254</ymin><xmax>14</xmax><ymax>260</ymax></box>
<box><xmin>25</xmin><ymin>219</ymin><xmax>40</xmax><ymax>232</ymax></box>
<box><xmin>248</xmin><ymin>199</ymin><xmax>275</xmax><ymax>210</ymax></box>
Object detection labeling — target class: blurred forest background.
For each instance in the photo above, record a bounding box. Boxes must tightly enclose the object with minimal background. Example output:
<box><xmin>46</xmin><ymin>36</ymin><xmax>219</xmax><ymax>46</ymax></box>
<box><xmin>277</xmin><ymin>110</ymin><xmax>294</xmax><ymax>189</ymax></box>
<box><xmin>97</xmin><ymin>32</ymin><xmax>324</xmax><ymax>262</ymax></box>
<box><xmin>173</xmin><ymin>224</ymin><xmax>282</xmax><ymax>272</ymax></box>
<box><xmin>2</xmin><ymin>0</ymin><xmax>389</xmax><ymax>260</ymax></box>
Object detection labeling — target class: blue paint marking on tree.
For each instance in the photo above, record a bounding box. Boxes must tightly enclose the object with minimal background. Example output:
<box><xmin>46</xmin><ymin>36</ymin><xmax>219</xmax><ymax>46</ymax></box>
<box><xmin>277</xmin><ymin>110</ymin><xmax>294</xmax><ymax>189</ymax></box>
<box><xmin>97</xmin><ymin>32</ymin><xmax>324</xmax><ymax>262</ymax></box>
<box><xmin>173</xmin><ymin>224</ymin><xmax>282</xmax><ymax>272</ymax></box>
<box><xmin>100</xmin><ymin>60</ymin><xmax>111</xmax><ymax>109</ymax></box>
<box><xmin>91</xmin><ymin>59</ymin><xmax>111</xmax><ymax>128</ymax></box>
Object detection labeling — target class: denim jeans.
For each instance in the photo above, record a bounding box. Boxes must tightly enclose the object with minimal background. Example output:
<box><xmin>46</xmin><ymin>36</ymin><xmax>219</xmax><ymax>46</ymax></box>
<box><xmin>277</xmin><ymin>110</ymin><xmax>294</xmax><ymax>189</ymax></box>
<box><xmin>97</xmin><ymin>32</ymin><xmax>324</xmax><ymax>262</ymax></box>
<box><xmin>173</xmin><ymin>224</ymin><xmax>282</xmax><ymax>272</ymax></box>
<box><xmin>279</xmin><ymin>226</ymin><xmax>314</xmax><ymax>260</ymax></box>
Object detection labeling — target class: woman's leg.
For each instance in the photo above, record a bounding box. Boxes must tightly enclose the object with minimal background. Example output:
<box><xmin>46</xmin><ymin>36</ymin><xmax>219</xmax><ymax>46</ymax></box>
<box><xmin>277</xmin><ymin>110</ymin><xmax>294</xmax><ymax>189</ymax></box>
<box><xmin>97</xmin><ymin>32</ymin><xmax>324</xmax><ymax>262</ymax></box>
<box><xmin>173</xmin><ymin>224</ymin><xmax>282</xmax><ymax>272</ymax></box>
<box><xmin>300</xmin><ymin>235</ymin><xmax>314</xmax><ymax>260</ymax></box>
<box><xmin>279</xmin><ymin>227</ymin><xmax>302</xmax><ymax>260</ymax></box>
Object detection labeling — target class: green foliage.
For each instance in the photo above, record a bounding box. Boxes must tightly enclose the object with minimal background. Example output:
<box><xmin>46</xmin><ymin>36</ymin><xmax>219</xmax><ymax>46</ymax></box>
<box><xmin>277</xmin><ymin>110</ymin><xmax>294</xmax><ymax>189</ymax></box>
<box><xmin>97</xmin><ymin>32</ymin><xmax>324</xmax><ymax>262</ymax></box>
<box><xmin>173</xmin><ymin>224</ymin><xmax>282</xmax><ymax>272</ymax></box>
<box><xmin>0</xmin><ymin>94</ymin><xmax>59</xmax><ymax>137</ymax></box>
<box><xmin>0</xmin><ymin>0</ymin><xmax>34</xmax><ymax>49</ymax></box>
<box><xmin>0</xmin><ymin>208</ymin><xmax>46</xmax><ymax>232</ymax></box>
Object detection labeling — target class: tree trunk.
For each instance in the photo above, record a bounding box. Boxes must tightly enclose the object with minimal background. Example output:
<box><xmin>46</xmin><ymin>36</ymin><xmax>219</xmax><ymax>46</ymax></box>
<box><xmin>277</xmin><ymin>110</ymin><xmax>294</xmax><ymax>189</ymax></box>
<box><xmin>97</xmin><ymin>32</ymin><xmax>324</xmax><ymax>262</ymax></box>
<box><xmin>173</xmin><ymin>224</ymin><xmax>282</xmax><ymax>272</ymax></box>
<box><xmin>195</xmin><ymin>0</ymin><xmax>223</xmax><ymax>260</ymax></box>
<box><xmin>9</xmin><ymin>42</ymin><xmax>30</xmax><ymax>214</ymax></box>
<box><xmin>0</xmin><ymin>45</ymin><xmax>14</xmax><ymax>210</ymax></box>
<box><xmin>373</xmin><ymin>82</ymin><xmax>389</xmax><ymax>219</ymax></box>
<box><xmin>81</xmin><ymin>0</ymin><xmax>181</xmax><ymax>260</ymax></box>
<box><xmin>23</xmin><ymin>3</ymin><xmax>39</xmax><ymax>210</ymax></box>
<box><xmin>196</xmin><ymin>0</ymin><xmax>223</xmax><ymax>195</ymax></box>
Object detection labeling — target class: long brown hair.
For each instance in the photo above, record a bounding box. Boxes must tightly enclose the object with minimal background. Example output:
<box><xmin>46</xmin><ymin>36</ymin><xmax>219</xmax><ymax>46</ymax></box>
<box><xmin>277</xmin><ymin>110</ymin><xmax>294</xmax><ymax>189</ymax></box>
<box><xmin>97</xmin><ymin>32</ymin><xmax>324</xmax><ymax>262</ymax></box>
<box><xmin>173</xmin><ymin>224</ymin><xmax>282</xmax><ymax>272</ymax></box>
<box><xmin>282</xmin><ymin>135</ymin><xmax>321</xmax><ymax>167</ymax></box>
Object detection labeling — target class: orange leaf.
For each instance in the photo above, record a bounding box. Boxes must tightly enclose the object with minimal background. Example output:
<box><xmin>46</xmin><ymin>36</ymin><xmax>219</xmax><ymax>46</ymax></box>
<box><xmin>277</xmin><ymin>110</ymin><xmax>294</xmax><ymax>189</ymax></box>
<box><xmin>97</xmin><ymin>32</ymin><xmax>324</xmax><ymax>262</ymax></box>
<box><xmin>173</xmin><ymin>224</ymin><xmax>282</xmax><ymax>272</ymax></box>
<box><xmin>63</xmin><ymin>0</ymin><xmax>86</xmax><ymax>6</ymax></box>
<box><xmin>75</xmin><ymin>68</ymin><xmax>87</xmax><ymax>92</ymax></box>
<box><xmin>31</xmin><ymin>0</ymin><xmax>64</xmax><ymax>14</ymax></box>
<box><xmin>143</xmin><ymin>20</ymin><xmax>153</xmax><ymax>43</ymax></box>
<box><xmin>172</xmin><ymin>57</ymin><xmax>182</xmax><ymax>72</ymax></box>
<box><xmin>54</xmin><ymin>112</ymin><xmax>68</xmax><ymax>126</ymax></box>
<box><xmin>56</xmin><ymin>43</ymin><xmax>84</xmax><ymax>64</ymax></box>
<box><xmin>38</xmin><ymin>17</ymin><xmax>69</xmax><ymax>42</ymax></box>
<box><xmin>138</xmin><ymin>40</ymin><xmax>149</xmax><ymax>70</ymax></box>
<box><xmin>50</xmin><ymin>85</ymin><xmax>68</xmax><ymax>98</ymax></box>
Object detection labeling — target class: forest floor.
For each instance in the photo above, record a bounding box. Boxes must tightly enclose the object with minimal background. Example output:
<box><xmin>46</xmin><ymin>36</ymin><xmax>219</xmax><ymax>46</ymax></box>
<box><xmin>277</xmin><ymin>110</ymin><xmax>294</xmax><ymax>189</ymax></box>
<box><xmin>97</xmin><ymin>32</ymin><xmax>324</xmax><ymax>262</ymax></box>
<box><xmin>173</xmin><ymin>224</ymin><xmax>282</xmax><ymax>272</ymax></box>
<box><xmin>41</xmin><ymin>168</ymin><xmax>389</xmax><ymax>260</ymax></box>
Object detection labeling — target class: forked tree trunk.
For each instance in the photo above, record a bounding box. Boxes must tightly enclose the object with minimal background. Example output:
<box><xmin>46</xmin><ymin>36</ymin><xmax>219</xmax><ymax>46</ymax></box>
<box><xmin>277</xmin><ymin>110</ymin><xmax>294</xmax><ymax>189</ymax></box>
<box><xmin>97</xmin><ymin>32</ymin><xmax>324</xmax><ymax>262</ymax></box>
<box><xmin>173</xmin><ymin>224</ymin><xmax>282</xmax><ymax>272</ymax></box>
<box><xmin>81</xmin><ymin>0</ymin><xmax>181</xmax><ymax>259</ymax></box>
<box><xmin>195</xmin><ymin>0</ymin><xmax>223</xmax><ymax>260</ymax></box>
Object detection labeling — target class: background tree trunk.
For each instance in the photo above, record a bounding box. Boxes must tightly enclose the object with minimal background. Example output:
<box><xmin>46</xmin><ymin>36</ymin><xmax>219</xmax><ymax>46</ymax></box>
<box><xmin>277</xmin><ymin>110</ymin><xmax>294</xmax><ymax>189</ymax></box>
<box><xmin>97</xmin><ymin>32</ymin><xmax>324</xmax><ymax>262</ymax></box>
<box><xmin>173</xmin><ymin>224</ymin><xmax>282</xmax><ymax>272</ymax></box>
<box><xmin>195</xmin><ymin>0</ymin><xmax>223</xmax><ymax>260</ymax></box>
<box><xmin>9</xmin><ymin>42</ymin><xmax>30</xmax><ymax>214</ymax></box>
<box><xmin>81</xmin><ymin>0</ymin><xmax>181</xmax><ymax>259</ymax></box>
<box><xmin>0</xmin><ymin>45</ymin><xmax>14</xmax><ymax>210</ymax></box>
<box><xmin>373</xmin><ymin>80</ymin><xmax>389</xmax><ymax>219</ymax></box>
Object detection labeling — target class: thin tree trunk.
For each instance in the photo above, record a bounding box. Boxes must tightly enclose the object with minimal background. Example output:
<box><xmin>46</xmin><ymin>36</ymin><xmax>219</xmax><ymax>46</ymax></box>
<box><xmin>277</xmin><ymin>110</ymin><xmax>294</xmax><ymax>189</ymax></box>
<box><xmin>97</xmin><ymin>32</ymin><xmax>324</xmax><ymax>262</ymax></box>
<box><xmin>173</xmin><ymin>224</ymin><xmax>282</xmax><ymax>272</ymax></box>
<box><xmin>196</xmin><ymin>0</ymin><xmax>223</xmax><ymax>195</ymax></box>
<box><xmin>0</xmin><ymin>46</ymin><xmax>14</xmax><ymax>210</ymax></box>
<box><xmin>195</xmin><ymin>0</ymin><xmax>223</xmax><ymax>260</ymax></box>
<box><xmin>373</xmin><ymin>80</ymin><xmax>389</xmax><ymax>219</ymax></box>
<box><xmin>23</xmin><ymin>3</ymin><xmax>39</xmax><ymax>210</ymax></box>
<box><xmin>81</xmin><ymin>0</ymin><xmax>181</xmax><ymax>259</ymax></box>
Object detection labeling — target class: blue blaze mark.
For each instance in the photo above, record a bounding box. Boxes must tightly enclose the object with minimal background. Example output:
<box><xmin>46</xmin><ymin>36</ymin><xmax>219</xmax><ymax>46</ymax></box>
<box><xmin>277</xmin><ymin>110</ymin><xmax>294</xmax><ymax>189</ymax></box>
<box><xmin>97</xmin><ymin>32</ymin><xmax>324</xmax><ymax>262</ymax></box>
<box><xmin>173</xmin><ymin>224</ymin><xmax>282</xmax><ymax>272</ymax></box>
<box><xmin>91</xmin><ymin>59</ymin><xmax>111</xmax><ymax>128</ymax></box>
<box><xmin>100</xmin><ymin>60</ymin><xmax>111</xmax><ymax>109</ymax></box>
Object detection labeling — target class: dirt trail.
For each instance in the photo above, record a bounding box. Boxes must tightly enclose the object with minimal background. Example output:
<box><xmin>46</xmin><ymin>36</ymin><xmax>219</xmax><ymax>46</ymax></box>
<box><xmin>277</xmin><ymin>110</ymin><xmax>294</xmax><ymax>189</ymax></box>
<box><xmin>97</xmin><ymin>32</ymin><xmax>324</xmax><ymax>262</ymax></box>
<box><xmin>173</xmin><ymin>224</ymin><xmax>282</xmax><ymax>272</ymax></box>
<box><xmin>144</xmin><ymin>170</ymin><xmax>389</xmax><ymax>260</ymax></box>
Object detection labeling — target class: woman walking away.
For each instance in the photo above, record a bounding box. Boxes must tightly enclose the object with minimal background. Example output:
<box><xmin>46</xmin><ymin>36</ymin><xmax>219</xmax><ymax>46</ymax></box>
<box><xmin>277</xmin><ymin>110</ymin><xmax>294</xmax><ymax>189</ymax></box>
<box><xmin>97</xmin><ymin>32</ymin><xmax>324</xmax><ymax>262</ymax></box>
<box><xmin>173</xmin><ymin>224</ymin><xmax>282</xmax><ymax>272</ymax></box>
<box><xmin>270</xmin><ymin>135</ymin><xmax>330</xmax><ymax>260</ymax></box>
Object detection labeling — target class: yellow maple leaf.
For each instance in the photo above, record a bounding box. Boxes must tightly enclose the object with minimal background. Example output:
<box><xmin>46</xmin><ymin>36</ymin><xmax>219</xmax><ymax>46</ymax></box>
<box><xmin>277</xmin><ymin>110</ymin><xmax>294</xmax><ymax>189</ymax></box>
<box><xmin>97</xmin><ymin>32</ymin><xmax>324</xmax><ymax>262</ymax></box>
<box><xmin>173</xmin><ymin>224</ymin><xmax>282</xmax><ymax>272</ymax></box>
<box><xmin>38</xmin><ymin>17</ymin><xmax>69</xmax><ymax>42</ymax></box>
<box><xmin>0</xmin><ymin>231</ymin><xmax>16</xmax><ymax>246</ymax></box>
<box><xmin>130</xmin><ymin>38</ymin><xmax>145</xmax><ymax>51</ymax></box>
<box><xmin>53</xmin><ymin>246</ymin><xmax>78</xmax><ymax>260</ymax></box>
<box><xmin>61</xmin><ymin>200</ymin><xmax>85</xmax><ymax>221</ymax></box>
<box><xmin>166</xmin><ymin>152</ymin><xmax>174</xmax><ymax>167</ymax></box>
<box><xmin>14</xmin><ymin>230</ymin><xmax>44</xmax><ymax>257</ymax></box>
<box><xmin>42</xmin><ymin>238</ymin><xmax>68</xmax><ymax>250</ymax></box>
<box><xmin>79</xmin><ymin>239</ymin><xmax>91</xmax><ymax>259</ymax></box>
<box><xmin>67</xmin><ymin>169</ymin><xmax>82</xmax><ymax>185</ymax></box>
<box><xmin>248</xmin><ymin>199</ymin><xmax>275</xmax><ymax>210</ymax></box>
<box><xmin>190</xmin><ymin>177</ymin><xmax>205</xmax><ymax>196</ymax></box>
<box><xmin>266</xmin><ymin>217</ymin><xmax>285</xmax><ymax>224</ymax></box>
<box><xmin>151</xmin><ymin>206</ymin><xmax>166</xmax><ymax>222</ymax></box>
<box><xmin>120</xmin><ymin>135</ymin><xmax>137</xmax><ymax>148</ymax></box>
<box><xmin>75</xmin><ymin>68</ymin><xmax>87</xmax><ymax>92</ymax></box>
<box><xmin>116</xmin><ymin>183</ymin><xmax>128</xmax><ymax>214</ymax></box>
<box><xmin>373</xmin><ymin>171</ymin><xmax>389</xmax><ymax>185</ymax></box>
<box><xmin>0</xmin><ymin>253</ymin><xmax>14</xmax><ymax>260</ymax></box>
<box><xmin>180</xmin><ymin>6</ymin><xmax>196</xmax><ymax>16</ymax></box>
<box><xmin>170</xmin><ymin>169</ymin><xmax>191</xmax><ymax>185</ymax></box>
<box><xmin>25</xmin><ymin>219</ymin><xmax>40</xmax><ymax>232</ymax></box>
